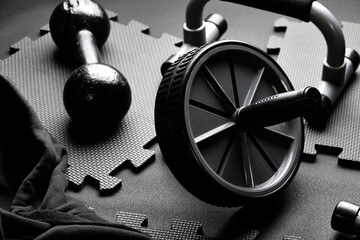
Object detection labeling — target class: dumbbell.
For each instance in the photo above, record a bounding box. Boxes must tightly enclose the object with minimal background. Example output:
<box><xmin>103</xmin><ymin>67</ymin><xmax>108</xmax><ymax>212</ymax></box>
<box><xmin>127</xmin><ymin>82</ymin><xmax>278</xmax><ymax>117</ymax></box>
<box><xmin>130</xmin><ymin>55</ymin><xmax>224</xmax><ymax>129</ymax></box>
<box><xmin>49</xmin><ymin>0</ymin><xmax>131</xmax><ymax>128</ymax></box>
<box><xmin>155</xmin><ymin>0</ymin><xmax>359</xmax><ymax>206</ymax></box>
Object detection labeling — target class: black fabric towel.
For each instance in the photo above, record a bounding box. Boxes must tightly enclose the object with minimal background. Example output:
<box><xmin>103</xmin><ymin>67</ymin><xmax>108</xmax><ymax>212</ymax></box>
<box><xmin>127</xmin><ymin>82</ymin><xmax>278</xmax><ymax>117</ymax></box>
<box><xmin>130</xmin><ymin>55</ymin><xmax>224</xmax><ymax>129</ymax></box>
<box><xmin>0</xmin><ymin>74</ymin><xmax>151</xmax><ymax>240</ymax></box>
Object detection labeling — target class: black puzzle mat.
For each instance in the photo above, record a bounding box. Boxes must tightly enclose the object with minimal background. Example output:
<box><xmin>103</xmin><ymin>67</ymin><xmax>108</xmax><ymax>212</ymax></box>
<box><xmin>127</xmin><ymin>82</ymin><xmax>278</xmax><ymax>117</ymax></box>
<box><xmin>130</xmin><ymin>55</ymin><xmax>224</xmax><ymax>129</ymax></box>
<box><xmin>0</xmin><ymin>12</ymin><xmax>259</xmax><ymax>240</ymax></box>
<box><xmin>0</xmin><ymin>12</ymin><xmax>180</xmax><ymax>191</ymax></box>
<box><xmin>267</xmin><ymin>18</ymin><xmax>360</xmax><ymax>163</ymax></box>
<box><xmin>116</xmin><ymin>211</ymin><xmax>258</xmax><ymax>240</ymax></box>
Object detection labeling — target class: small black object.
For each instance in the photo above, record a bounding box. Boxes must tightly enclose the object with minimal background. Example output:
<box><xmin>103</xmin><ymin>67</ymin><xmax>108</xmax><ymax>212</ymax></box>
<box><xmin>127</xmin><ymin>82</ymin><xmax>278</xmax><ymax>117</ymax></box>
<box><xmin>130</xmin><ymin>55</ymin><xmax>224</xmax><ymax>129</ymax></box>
<box><xmin>50</xmin><ymin>0</ymin><xmax>131</xmax><ymax>128</ymax></box>
<box><xmin>331</xmin><ymin>200</ymin><xmax>360</xmax><ymax>236</ymax></box>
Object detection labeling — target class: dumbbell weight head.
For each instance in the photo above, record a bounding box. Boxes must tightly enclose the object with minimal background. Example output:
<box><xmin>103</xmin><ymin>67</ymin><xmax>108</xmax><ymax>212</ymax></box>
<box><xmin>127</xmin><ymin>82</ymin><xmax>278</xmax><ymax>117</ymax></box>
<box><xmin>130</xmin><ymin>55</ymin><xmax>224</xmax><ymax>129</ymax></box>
<box><xmin>50</xmin><ymin>0</ymin><xmax>131</xmax><ymax>128</ymax></box>
<box><xmin>49</xmin><ymin>0</ymin><xmax>110</xmax><ymax>50</ymax></box>
<box><xmin>63</xmin><ymin>64</ymin><xmax>131</xmax><ymax>128</ymax></box>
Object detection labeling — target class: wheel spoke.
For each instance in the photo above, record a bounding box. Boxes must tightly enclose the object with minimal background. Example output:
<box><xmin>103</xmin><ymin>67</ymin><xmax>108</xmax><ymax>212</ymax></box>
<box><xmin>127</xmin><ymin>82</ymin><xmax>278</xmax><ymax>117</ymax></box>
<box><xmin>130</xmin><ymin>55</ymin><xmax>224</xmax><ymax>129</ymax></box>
<box><xmin>240</xmin><ymin>133</ymin><xmax>255</xmax><ymax>188</ymax></box>
<box><xmin>217</xmin><ymin>132</ymin><xmax>236</xmax><ymax>176</ymax></box>
<box><xmin>229</xmin><ymin>57</ymin><xmax>240</xmax><ymax>108</ymax></box>
<box><xmin>201</xmin><ymin>64</ymin><xmax>237</xmax><ymax>113</ymax></box>
<box><xmin>190</xmin><ymin>99</ymin><xmax>231</xmax><ymax>119</ymax></box>
<box><xmin>195</xmin><ymin>122</ymin><xmax>236</xmax><ymax>144</ymax></box>
<box><xmin>263</xmin><ymin>126</ymin><xmax>295</xmax><ymax>141</ymax></box>
<box><xmin>243</xmin><ymin>67</ymin><xmax>265</xmax><ymax>106</ymax></box>
<box><xmin>247</xmin><ymin>132</ymin><xmax>278</xmax><ymax>172</ymax></box>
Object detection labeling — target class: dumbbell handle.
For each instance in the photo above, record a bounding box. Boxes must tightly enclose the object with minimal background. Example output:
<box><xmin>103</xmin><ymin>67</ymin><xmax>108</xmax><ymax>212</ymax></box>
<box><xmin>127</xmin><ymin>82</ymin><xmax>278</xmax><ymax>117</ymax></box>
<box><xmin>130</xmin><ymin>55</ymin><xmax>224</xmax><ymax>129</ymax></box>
<box><xmin>237</xmin><ymin>87</ymin><xmax>321</xmax><ymax>129</ymax></box>
<box><xmin>73</xmin><ymin>30</ymin><xmax>101</xmax><ymax>66</ymax></box>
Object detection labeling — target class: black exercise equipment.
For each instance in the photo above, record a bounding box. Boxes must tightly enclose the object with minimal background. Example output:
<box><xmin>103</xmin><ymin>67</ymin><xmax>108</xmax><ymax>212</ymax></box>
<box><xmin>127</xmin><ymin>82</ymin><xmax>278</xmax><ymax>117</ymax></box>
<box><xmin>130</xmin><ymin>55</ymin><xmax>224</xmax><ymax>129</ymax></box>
<box><xmin>155</xmin><ymin>0</ymin><xmax>359</xmax><ymax>206</ymax></box>
<box><xmin>50</xmin><ymin>0</ymin><xmax>131</xmax><ymax>128</ymax></box>
<box><xmin>331</xmin><ymin>200</ymin><xmax>360</xmax><ymax>237</ymax></box>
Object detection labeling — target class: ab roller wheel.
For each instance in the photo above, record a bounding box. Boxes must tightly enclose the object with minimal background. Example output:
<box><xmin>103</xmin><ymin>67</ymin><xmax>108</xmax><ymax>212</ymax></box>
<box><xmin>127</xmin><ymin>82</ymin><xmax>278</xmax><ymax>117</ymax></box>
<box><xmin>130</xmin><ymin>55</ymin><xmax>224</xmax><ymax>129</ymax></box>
<box><xmin>156</xmin><ymin>0</ymin><xmax>359</xmax><ymax>206</ymax></box>
<box><xmin>155</xmin><ymin>41</ymin><xmax>306</xmax><ymax>206</ymax></box>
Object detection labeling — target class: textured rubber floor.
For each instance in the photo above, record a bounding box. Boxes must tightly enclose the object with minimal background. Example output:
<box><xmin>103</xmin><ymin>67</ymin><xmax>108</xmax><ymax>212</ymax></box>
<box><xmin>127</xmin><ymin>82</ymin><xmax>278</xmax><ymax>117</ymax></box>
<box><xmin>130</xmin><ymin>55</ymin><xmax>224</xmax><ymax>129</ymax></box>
<box><xmin>0</xmin><ymin>12</ymin><xmax>180</xmax><ymax>191</ymax></box>
<box><xmin>267</xmin><ymin>18</ymin><xmax>360</xmax><ymax>164</ymax></box>
<box><xmin>2</xmin><ymin>9</ymin><xmax>360</xmax><ymax>239</ymax></box>
<box><xmin>116</xmin><ymin>211</ymin><xmax>259</xmax><ymax>240</ymax></box>
<box><xmin>283</xmin><ymin>236</ymin><xmax>302</xmax><ymax>240</ymax></box>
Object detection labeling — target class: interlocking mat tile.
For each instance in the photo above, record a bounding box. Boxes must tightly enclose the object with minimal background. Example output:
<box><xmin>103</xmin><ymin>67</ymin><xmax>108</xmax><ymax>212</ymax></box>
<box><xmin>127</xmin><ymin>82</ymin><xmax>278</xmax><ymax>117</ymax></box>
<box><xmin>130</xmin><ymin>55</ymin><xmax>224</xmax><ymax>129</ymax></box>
<box><xmin>116</xmin><ymin>211</ymin><xmax>259</xmax><ymax>240</ymax></box>
<box><xmin>0</xmin><ymin>13</ymin><xmax>180</xmax><ymax>191</ymax></box>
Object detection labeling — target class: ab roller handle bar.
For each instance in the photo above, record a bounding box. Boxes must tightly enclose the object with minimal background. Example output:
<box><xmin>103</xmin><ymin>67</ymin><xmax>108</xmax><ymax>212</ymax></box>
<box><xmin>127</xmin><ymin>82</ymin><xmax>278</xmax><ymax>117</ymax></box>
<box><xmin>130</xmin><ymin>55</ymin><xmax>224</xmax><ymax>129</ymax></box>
<box><xmin>156</xmin><ymin>0</ymin><xmax>359</xmax><ymax>208</ymax></box>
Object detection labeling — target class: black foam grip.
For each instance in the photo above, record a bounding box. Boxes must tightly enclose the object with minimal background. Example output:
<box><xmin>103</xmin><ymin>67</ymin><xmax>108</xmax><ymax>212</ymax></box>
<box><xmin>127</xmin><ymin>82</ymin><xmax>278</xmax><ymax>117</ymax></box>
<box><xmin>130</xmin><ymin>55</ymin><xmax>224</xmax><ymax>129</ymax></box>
<box><xmin>304</xmin><ymin>94</ymin><xmax>332</xmax><ymax>128</ymax></box>
<box><xmin>238</xmin><ymin>87</ymin><xmax>321</xmax><ymax>129</ymax></box>
<box><xmin>221</xmin><ymin>0</ymin><xmax>316</xmax><ymax>22</ymax></box>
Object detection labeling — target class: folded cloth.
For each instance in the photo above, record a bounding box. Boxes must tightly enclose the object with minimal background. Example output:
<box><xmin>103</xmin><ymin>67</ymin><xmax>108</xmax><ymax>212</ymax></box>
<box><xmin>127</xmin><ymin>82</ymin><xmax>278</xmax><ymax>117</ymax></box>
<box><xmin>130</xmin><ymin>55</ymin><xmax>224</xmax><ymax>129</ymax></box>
<box><xmin>0</xmin><ymin>74</ymin><xmax>151</xmax><ymax>240</ymax></box>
